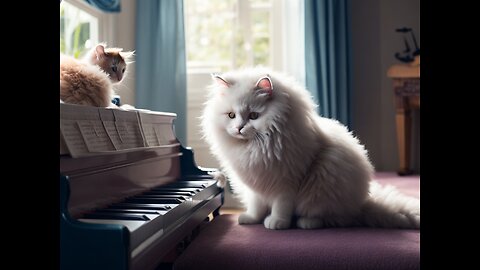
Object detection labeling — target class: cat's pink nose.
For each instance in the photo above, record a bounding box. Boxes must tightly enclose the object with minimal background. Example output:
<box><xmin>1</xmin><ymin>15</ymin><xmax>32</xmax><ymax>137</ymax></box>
<box><xmin>236</xmin><ymin>127</ymin><xmax>242</xmax><ymax>134</ymax></box>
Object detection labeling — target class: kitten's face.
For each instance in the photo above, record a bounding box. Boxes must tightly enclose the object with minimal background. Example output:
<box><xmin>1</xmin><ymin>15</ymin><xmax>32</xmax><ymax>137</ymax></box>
<box><xmin>91</xmin><ymin>44</ymin><xmax>134</xmax><ymax>83</ymax></box>
<box><xmin>98</xmin><ymin>52</ymin><xmax>127</xmax><ymax>83</ymax></box>
<box><xmin>210</xmin><ymin>75</ymin><xmax>273</xmax><ymax>141</ymax></box>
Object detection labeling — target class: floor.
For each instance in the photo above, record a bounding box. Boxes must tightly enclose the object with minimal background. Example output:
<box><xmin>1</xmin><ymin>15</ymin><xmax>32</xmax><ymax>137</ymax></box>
<box><xmin>218</xmin><ymin>171</ymin><xmax>420</xmax><ymax>214</ymax></box>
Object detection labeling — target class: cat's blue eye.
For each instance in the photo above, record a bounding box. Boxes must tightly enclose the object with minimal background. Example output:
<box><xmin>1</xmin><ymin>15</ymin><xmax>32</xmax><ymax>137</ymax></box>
<box><xmin>249</xmin><ymin>112</ymin><xmax>259</xmax><ymax>120</ymax></box>
<box><xmin>228</xmin><ymin>112</ymin><xmax>235</xmax><ymax>119</ymax></box>
<box><xmin>112</xmin><ymin>66</ymin><xmax>117</xmax><ymax>72</ymax></box>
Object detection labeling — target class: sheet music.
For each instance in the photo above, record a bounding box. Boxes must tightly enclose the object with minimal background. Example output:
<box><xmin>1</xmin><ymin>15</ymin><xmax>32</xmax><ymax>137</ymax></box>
<box><xmin>102</xmin><ymin>109</ymin><xmax>146</xmax><ymax>150</ymax></box>
<box><xmin>60</xmin><ymin>103</ymin><xmax>177</xmax><ymax>157</ymax></box>
<box><xmin>60</xmin><ymin>119</ymin><xmax>91</xmax><ymax>157</ymax></box>
<box><xmin>138</xmin><ymin>111</ymin><xmax>177</xmax><ymax>147</ymax></box>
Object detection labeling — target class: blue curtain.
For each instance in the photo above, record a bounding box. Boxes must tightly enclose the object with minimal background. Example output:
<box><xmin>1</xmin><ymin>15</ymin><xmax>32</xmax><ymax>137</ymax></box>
<box><xmin>135</xmin><ymin>0</ymin><xmax>187</xmax><ymax>145</ymax></box>
<box><xmin>305</xmin><ymin>0</ymin><xmax>352</xmax><ymax>127</ymax></box>
<box><xmin>84</xmin><ymin>0</ymin><xmax>120</xmax><ymax>12</ymax></box>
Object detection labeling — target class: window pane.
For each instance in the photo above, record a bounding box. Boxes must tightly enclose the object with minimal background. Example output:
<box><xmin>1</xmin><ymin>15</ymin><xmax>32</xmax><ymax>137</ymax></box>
<box><xmin>185</xmin><ymin>0</ymin><xmax>272</xmax><ymax>72</ymax></box>
<box><xmin>250</xmin><ymin>0</ymin><xmax>270</xmax><ymax>6</ymax></box>
<box><xmin>251</xmin><ymin>10</ymin><xmax>270</xmax><ymax>66</ymax></box>
<box><xmin>185</xmin><ymin>0</ymin><xmax>237</xmax><ymax>72</ymax></box>
<box><xmin>60</xmin><ymin>1</ymin><xmax>98</xmax><ymax>58</ymax></box>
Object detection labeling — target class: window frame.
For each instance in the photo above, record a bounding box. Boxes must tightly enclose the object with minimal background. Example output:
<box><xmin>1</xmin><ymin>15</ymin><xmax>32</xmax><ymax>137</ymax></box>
<box><xmin>61</xmin><ymin>0</ymin><xmax>116</xmax><ymax>55</ymax></box>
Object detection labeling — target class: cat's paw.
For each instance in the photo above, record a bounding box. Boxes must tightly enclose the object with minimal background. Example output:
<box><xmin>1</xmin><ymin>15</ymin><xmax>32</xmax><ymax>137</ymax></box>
<box><xmin>263</xmin><ymin>215</ymin><xmax>291</xmax><ymax>230</ymax></box>
<box><xmin>238</xmin><ymin>213</ymin><xmax>263</xmax><ymax>224</ymax></box>
<box><xmin>296</xmin><ymin>217</ymin><xmax>324</xmax><ymax>229</ymax></box>
<box><xmin>209</xmin><ymin>171</ymin><xmax>227</xmax><ymax>188</ymax></box>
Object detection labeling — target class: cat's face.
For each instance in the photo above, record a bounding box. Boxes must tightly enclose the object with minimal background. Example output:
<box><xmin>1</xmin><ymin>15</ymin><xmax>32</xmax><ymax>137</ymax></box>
<box><xmin>92</xmin><ymin>44</ymin><xmax>134</xmax><ymax>84</ymax></box>
<box><xmin>102</xmin><ymin>54</ymin><xmax>127</xmax><ymax>83</ymax></box>
<box><xmin>208</xmin><ymin>74</ymin><xmax>274</xmax><ymax>141</ymax></box>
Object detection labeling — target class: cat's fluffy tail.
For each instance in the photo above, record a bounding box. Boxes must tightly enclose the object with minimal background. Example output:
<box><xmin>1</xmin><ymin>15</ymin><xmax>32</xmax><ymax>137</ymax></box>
<box><xmin>360</xmin><ymin>181</ymin><xmax>420</xmax><ymax>229</ymax></box>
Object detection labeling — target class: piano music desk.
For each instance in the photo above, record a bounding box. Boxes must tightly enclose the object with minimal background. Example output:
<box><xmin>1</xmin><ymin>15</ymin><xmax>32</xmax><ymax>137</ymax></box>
<box><xmin>387</xmin><ymin>59</ymin><xmax>420</xmax><ymax>176</ymax></box>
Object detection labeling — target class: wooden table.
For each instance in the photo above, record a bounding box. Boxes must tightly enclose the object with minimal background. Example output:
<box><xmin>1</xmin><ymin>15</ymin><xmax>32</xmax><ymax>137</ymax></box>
<box><xmin>387</xmin><ymin>58</ymin><xmax>420</xmax><ymax>175</ymax></box>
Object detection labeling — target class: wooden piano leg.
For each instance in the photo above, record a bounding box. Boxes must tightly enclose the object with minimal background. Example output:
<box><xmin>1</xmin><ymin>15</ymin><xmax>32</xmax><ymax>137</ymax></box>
<box><xmin>395</xmin><ymin>97</ymin><xmax>413</xmax><ymax>176</ymax></box>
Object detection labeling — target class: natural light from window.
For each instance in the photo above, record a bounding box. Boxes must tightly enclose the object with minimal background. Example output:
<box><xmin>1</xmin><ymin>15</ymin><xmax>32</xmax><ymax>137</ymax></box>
<box><xmin>60</xmin><ymin>0</ymin><xmax>99</xmax><ymax>58</ymax></box>
<box><xmin>184</xmin><ymin>0</ymin><xmax>272</xmax><ymax>72</ymax></box>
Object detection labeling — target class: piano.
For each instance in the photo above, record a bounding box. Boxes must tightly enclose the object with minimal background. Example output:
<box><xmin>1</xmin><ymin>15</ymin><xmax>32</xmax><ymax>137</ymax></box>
<box><xmin>60</xmin><ymin>103</ymin><xmax>224</xmax><ymax>270</ymax></box>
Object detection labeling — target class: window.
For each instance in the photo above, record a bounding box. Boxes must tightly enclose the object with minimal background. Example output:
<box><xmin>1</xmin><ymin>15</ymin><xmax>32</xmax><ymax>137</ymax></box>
<box><xmin>184</xmin><ymin>0</ymin><xmax>275</xmax><ymax>72</ymax></box>
<box><xmin>60</xmin><ymin>0</ymin><xmax>114</xmax><ymax>58</ymax></box>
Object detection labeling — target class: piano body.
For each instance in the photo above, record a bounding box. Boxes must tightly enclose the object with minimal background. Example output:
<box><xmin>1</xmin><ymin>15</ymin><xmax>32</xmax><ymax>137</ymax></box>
<box><xmin>60</xmin><ymin>103</ymin><xmax>223</xmax><ymax>270</ymax></box>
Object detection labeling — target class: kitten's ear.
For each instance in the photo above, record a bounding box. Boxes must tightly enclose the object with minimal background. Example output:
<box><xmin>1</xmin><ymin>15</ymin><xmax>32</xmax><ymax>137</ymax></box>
<box><xmin>211</xmin><ymin>73</ymin><xmax>230</xmax><ymax>88</ymax></box>
<box><xmin>255</xmin><ymin>76</ymin><xmax>273</xmax><ymax>97</ymax></box>
<box><xmin>95</xmin><ymin>44</ymin><xmax>106</xmax><ymax>59</ymax></box>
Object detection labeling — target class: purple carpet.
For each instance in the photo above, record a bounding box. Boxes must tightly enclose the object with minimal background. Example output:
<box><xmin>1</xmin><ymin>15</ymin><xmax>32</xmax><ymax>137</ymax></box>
<box><xmin>174</xmin><ymin>172</ymin><xmax>420</xmax><ymax>270</ymax></box>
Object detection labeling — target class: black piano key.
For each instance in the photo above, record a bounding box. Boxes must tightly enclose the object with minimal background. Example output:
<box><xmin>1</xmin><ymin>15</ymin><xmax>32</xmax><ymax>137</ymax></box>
<box><xmin>109</xmin><ymin>203</ymin><xmax>172</xmax><ymax>210</ymax></box>
<box><xmin>134</xmin><ymin>195</ymin><xmax>189</xmax><ymax>200</ymax></box>
<box><xmin>151</xmin><ymin>187</ymin><xmax>201</xmax><ymax>193</ymax></box>
<box><xmin>142</xmin><ymin>190</ymin><xmax>197</xmax><ymax>197</ymax></box>
<box><xmin>142</xmin><ymin>191</ymin><xmax>194</xmax><ymax>196</ymax></box>
<box><xmin>83</xmin><ymin>212</ymin><xmax>150</xmax><ymax>221</ymax></box>
<box><xmin>125</xmin><ymin>198</ymin><xmax>183</xmax><ymax>204</ymax></box>
<box><xmin>181</xmin><ymin>175</ymin><xmax>214</xmax><ymax>180</ymax></box>
<box><xmin>163</xmin><ymin>182</ymin><xmax>207</xmax><ymax>188</ymax></box>
<box><xmin>94</xmin><ymin>209</ymin><xmax>163</xmax><ymax>215</ymax></box>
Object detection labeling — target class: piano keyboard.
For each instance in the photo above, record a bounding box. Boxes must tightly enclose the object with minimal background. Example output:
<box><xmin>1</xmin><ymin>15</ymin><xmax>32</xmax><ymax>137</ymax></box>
<box><xmin>78</xmin><ymin>179</ymin><xmax>220</xmax><ymax>255</ymax></box>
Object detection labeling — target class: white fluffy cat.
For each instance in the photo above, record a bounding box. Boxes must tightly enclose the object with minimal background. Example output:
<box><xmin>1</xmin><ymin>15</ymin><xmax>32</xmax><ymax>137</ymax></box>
<box><xmin>201</xmin><ymin>67</ymin><xmax>420</xmax><ymax>230</ymax></box>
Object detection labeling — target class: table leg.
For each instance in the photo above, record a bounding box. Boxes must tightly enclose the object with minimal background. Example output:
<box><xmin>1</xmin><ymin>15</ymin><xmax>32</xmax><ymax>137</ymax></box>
<box><xmin>395</xmin><ymin>99</ymin><xmax>413</xmax><ymax>176</ymax></box>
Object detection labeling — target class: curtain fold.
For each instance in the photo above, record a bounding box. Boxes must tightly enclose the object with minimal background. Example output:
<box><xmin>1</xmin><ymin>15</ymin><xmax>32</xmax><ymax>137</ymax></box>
<box><xmin>84</xmin><ymin>0</ymin><xmax>120</xmax><ymax>12</ymax></box>
<box><xmin>304</xmin><ymin>0</ymin><xmax>352</xmax><ymax>127</ymax></box>
<box><xmin>135</xmin><ymin>0</ymin><xmax>187</xmax><ymax>145</ymax></box>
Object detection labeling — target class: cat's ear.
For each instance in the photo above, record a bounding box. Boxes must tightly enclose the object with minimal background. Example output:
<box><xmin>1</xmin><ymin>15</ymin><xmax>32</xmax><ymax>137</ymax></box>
<box><xmin>211</xmin><ymin>73</ymin><xmax>230</xmax><ymax>88</ymax></box>
<box><xmin>255</xmin><ymin>76</ymin><xmax>273</xmax><ymax>97</ymax></box>
<box><xmin>95</xmin><ymin>44</ymin><xmax>106</xmax><ymax>60</ymax></box>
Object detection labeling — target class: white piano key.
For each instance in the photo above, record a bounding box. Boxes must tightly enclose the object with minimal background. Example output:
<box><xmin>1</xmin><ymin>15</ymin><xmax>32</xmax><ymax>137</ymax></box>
<box><xmin>78</xmin><ymin>219</ymin><xmax>146</xmax><ymax>233</ymax></box>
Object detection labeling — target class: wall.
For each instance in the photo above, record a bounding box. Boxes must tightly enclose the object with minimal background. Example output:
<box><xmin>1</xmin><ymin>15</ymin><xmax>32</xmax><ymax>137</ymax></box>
<box><xmin>351</xmin><ymin>0</ymin><xmax>420</xmax><ymax>172</ymax></box>
<box><xmin>112</xmin><ymin>0</ymin><xmax>137</xmax><ymax>106</ymax></box>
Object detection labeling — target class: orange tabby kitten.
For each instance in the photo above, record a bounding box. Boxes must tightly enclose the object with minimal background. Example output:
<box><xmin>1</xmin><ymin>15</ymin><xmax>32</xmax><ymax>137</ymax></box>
<box><xmin>83</xmin><ymin>43</ymin><xmax>134</xmax><ymax>84</ymax></box>
<box><xmin>60</xmin><ymin>43</ymin><xmax>134</xmax><ymax>107</ymax></box>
